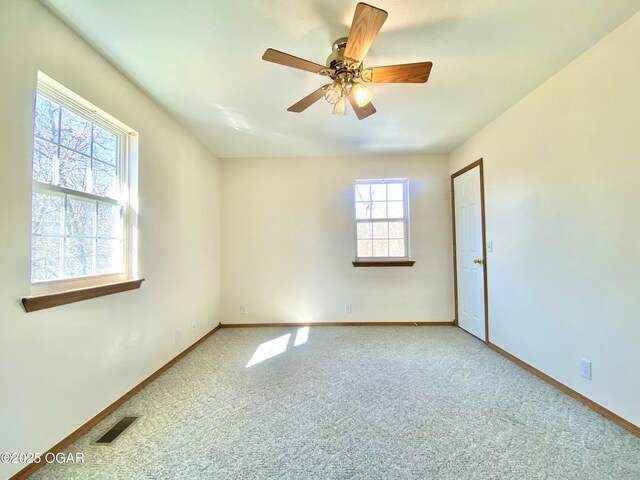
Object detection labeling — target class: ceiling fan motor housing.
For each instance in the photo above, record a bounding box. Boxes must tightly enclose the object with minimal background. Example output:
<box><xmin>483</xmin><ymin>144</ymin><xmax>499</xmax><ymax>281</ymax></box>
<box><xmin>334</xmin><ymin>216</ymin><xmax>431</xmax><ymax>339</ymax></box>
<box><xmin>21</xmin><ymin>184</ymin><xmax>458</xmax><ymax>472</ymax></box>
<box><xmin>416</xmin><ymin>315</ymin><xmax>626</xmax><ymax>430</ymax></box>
<box><xmin>326</xmin><ymin>37</ymin><xmax>362</xmax><ymax>83</ymax></box>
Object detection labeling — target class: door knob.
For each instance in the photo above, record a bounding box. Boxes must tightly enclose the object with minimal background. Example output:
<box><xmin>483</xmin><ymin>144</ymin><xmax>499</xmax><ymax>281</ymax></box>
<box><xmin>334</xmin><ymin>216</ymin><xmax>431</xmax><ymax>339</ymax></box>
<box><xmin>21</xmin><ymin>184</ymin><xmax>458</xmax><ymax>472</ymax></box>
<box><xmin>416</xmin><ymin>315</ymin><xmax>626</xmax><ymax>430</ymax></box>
<box><xmin>473</xmin><ymin>258</ymin><xmax>484</xmax><ymax>264</ymax></box>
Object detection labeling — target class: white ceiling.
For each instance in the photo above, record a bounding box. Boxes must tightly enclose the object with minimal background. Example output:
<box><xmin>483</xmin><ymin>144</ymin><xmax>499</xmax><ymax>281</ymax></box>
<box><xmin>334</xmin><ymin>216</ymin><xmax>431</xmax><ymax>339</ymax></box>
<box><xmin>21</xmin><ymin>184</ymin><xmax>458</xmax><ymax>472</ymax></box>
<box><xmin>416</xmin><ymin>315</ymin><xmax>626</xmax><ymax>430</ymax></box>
<box><xmin>42</xmin><ymin>0</ymin><xmax>640</xmax><ymax>158</ymax></box>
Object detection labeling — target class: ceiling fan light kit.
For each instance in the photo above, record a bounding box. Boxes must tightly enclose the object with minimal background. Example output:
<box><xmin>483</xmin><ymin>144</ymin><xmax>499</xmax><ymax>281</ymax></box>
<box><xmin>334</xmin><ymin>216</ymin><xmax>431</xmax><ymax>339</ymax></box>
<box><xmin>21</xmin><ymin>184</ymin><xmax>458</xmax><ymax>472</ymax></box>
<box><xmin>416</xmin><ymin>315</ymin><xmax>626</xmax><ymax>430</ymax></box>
<box><xmin>351</xmin><ymin>83</ymin><xmax>373</xmax><ymax>107</ymax></box>
<box><xmin>324</xmin><ymin>80</ymin><xmax>343</xmax><ymax>105</ymax></box>
<box><xmin>333</xmin><ymin>96</ymin><xmax>348</xmax><ymax>116</ymax></box>
<box><xmin>262</xmin><ymin>2</ymin><xmax>433</xmax><ymax>120</ymax></box>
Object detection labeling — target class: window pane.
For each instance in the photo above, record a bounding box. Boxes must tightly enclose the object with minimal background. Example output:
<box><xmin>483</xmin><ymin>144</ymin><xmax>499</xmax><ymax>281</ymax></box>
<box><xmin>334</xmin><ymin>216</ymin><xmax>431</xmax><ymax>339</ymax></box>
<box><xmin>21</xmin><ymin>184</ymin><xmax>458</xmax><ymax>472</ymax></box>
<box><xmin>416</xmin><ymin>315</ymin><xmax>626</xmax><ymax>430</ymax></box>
<box><xmin>93</xmin><ymin>161</ymin><xmax>118</xmax><ymax>198</ymax></box>
<box><xmin>372</xmin><ymin>239</ymin><xmax>389</xmax><ymax>257</ymax></box>
<box><xmin>64</xmin><ymin>238</ymin><xmax>95</xmax><ymax>277</ymax></box>
<box><xmin>355</xmin><ymin>202</ymin><xmax>371</xmax><ymax>219</ymax></box>
<box><xmin>97</xmin><ymin>238</ymin><xmax>121</xmax><ymax>273</ymax></box>
<box><xmin>357</xmin><ymin>239</ymin><xmax>372</xmax><ymax>258</ymax></box>
<box><xmin>32</xmin><ymin>236</ymin><xmax>62</xmax><ymax>282</ymax></box>
<box><xmin>355</xmin><ymin>184</ymin><xmax>370</xmax><ymax>202</ymax></box>
<box><xmin>388</xmin><ymin>201</ymin><xmax>404</xmax><ymax>218</ymax></box>
<box><xmin>371</xmin><ymin>202</ymin><xmax>387</xmax><ymax>219</ymax></box>
<box><xmin>389</xmin><ymin>239</ymin><xmax>405</xmax><ymax>257</ymax></box>
<box><xmin>356</xmin><ymin>222</ymin><xmax>372</xmax><ymax>240</ymax></box>
<box><xmin>389</xmin><ymin>221</ymin><xmax>404</xmax><ymax>238</ymax></box>
<box><xmin>59</xmin><ymin>147</ymin><xmax>90</xmax><ymax>192</ymax></box>
<box><xmin>98</xmin><ymin>203</ymin><xmax>121</xmax><ymax>238</ymax></box>
<box><xmin>373</xmin><ymin>222</ymin><xmax>388</xmax><ymax>239</ymax></box>
<box><xmin>387</xmin><ymin>183</ymin><xmax>403</xmax><ymax>201</ymax></box>
<box><xmin>31</xmin><ymin>82</ymin><xmax>129</xmax><ymax>284</ymax></box>
<box><xmin>32</xmin><ymin>190</ymin><xmax>64</xmax><ymax>235</ymax></box>
<box><xmin>34</xmin><ymin>94</ymin><xmax>59</xmax><ymax>142</ymax></box>
<box><xmin>92</xmin><ymin>126</ymin><xmax>118</xmax><ymax>166</ymax></box>
<box><xmin>371</xmin><ymin>184</ymin><xmax>386</xmax><ymax>201</ymax></box>
<box><xmin>354</xmin><ymin>179</ymin><xmax>408</xmax><ymax>260</ymax></box>
<box><xmin>60</xmin><ymin>108</ymin><xmax>91</xmax><ymax>155</ymax></box>
<box><xmin>66</xmin><ymin>196</ymin><xmax>96</xmax><ymax>237</ymax></box>
<box><xmin>32</xmin><ymin>138</ymin><xmax>58</xmax><ymax>184</ymax></box>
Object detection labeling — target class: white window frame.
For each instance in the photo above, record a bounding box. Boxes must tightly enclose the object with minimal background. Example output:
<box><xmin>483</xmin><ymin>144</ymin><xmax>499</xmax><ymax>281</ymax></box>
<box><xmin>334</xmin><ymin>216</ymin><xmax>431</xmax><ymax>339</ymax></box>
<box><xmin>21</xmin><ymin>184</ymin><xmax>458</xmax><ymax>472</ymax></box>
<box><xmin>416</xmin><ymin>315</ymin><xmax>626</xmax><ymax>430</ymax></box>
<box><xmin>354</xmin><ymin>178</ymin><xmax>410</xmax><ymax>261</ymax></box>
<box><xmin>30</xmin><ymin>72</ymin><xmax>139</xmax><ymax>294</ymax></box>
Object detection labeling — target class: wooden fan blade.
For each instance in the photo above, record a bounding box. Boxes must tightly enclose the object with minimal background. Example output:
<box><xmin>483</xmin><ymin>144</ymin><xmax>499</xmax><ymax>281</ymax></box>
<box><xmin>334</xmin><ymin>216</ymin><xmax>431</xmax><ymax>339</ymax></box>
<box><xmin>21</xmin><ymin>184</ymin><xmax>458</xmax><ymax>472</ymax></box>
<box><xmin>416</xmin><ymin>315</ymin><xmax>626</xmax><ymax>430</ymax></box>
<box><xmin>348</xmin><ymin>94</ymin><xmax>377</xmax><ymax>120</ymax></box>
<box><xmin>262</xmin><ymin>48</ymin><xmax>326</xmax><ymax>74</ymax></box>
<box><xmin>288</xmin><ymin>85</ymin><xmax>330</xmax><ymax>113</ymax></box>
<box><xmin>344</xmin><ymin>3</ymin><xmax>388</xmax><ymax>64</ymax></box>
<box><xmin>364</xmin><ymin>62</ymin><xmax>433</xmax><ymax>83</ymax></box>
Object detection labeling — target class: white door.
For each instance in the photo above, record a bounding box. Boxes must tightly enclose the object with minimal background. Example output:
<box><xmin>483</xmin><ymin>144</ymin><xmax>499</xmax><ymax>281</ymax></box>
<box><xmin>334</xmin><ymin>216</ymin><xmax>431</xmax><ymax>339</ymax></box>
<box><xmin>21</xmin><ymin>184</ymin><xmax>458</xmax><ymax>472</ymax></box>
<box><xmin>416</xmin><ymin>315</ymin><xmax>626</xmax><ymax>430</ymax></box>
<box><xmin>454</xmin><ymin>166</ymin><xmax>486</xmax><ymax>340</ymax></box>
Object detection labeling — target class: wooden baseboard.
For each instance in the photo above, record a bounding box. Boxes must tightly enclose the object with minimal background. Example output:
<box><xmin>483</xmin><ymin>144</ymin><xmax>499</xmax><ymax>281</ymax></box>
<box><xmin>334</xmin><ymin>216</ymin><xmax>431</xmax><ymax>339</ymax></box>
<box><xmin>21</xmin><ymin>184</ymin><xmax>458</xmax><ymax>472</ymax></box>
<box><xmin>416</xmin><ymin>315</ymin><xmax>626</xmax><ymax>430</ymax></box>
<box><xmin>487</xmin><ymin>341</ymin><xmax>639</xmax><ymax>437</ymax></box>
<box><xmin>10</xmin><ymin>323</ymin><xmax>222</xmax><ymax>480</ymax></box>
<box><xmin>221</xmin><ymin>321</ymin><xmax>456</xmax><ymax>328</ymax></box>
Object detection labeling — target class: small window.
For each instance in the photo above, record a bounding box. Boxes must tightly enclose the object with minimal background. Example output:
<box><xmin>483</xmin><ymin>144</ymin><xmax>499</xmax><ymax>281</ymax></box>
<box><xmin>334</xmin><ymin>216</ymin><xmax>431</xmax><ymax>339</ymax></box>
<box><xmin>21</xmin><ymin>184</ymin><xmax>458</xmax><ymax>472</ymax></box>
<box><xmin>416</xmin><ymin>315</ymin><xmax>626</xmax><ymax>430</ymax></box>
<box><xmin>354</xmin><ymin>179</ymin><xmax>410</xmax><ymax>260</ymax></box>
<box><xmin>30</xmin><ymin>73</ymin><xmax>137</xmax><ymax>288</ymax></box>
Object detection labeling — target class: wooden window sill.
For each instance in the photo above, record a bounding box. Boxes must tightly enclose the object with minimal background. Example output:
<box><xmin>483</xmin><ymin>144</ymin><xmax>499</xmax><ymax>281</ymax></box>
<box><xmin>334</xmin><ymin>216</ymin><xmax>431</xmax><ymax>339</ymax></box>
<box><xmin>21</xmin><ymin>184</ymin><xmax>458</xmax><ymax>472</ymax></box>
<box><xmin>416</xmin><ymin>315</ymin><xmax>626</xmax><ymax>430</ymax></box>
<box><xmin>22</xmin><ymin>278</ymin><xmax>145</xmax><ymax>313</ymax></box>
<box><xmin>352</xmin><ymin>261</ymin><xmax>415</xmax><ymax>267</ymax></box>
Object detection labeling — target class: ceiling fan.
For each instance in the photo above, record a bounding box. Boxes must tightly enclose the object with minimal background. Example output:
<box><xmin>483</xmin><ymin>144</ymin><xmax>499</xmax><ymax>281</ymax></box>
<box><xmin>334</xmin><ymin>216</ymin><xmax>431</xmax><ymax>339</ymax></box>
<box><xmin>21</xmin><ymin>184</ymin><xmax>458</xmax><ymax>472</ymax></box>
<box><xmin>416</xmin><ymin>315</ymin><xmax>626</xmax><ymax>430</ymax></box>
<box><xmin>261</xmin><ymin>2</ymin><xmax>433</xmax><ymax>120</ymax></box>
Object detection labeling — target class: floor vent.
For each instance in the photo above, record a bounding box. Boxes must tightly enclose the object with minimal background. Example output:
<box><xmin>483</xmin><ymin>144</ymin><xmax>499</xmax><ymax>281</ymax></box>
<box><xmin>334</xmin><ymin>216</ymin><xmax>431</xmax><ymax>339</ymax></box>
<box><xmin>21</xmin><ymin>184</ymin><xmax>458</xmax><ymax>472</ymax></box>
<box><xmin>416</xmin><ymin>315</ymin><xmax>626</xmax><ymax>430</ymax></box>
<box><xmin>94</xmin><ymin>416</ymin><xmax>141</xmax><ymax>445</ymax></box>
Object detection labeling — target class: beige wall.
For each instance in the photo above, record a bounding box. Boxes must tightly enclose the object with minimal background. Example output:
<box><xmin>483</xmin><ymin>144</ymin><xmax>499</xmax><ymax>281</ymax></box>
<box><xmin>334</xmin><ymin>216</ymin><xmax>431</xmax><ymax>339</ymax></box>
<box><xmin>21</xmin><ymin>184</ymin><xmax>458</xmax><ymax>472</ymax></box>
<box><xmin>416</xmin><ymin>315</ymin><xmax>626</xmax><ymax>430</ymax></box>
<box><xmin>450</xmin><ymin>13</ymin><xmax>640</xmax><ymax>426</ymax></box>
<box><xmin>0</xmin><ymin>1</ymin><xmax>221</xmax><ymax>477</ymax></box>
<box><xmin>221</xmin><ymin>154</ymin><xmax>454</xmax><ymax>324</ymax></box>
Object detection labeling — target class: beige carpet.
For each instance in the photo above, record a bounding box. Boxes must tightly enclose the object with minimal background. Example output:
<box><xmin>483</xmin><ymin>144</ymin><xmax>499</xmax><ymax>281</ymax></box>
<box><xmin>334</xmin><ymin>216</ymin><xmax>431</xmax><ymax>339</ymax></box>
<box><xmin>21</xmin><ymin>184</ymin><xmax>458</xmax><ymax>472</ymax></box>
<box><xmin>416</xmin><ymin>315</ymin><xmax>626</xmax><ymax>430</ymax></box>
<box><xmin>32</xmin><ymin>326</ymin><xmax>640</xmax><ymax>479</ymax></box>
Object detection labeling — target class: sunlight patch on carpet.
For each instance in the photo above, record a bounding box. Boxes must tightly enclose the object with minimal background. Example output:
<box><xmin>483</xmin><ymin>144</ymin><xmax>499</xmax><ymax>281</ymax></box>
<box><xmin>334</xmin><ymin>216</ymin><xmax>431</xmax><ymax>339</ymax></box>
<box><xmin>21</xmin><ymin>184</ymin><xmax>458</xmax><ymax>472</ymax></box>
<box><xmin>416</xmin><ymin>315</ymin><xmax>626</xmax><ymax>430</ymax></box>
<box><xmin>294</xmin><ymin>327</ymin><xmax>309</xmax><ymax>346</ymax></box>
<box><xmin>246</xmin><ymin>334</ymin><xmax>291</xmax><ymax>367</ymax></box>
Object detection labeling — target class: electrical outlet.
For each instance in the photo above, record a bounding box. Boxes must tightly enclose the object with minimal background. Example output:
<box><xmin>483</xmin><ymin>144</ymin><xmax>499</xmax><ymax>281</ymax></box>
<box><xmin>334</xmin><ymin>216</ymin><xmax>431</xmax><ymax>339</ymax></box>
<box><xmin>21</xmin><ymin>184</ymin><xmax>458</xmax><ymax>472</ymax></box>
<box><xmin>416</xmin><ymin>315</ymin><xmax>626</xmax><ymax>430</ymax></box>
<box><xmin>175</xmin><ymin>329</ymin><xmax>182</xmax><ymax>344</ymax></box>
<box><xmin>191</xmin><ymin>321</ymin><xmax>197</xmax><ymax>330</ymax></box>
<box><xmin>580</xmin><ymin>358</ymin><xmax>592</xmax><ymax>380</ymax></box>
<box><xmin>344</xmin><ymin>303</ymin><xmax>352</xmax><ymax>314</ymax></box>
<box><xmin>240</xmin><ymin>305</ymin><xmax>248</xmax><ymax>315</ymax></box>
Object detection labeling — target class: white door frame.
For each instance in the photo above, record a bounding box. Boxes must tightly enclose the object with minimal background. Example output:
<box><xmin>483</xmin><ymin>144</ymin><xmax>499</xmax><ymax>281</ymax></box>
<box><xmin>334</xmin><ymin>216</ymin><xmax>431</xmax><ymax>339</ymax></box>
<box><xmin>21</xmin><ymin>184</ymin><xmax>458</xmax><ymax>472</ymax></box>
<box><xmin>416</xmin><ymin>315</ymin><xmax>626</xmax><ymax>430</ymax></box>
<box><xmin>451</xmin><ymin>158</ymin><xmax>489</xmax><ymax>342</ymax></box>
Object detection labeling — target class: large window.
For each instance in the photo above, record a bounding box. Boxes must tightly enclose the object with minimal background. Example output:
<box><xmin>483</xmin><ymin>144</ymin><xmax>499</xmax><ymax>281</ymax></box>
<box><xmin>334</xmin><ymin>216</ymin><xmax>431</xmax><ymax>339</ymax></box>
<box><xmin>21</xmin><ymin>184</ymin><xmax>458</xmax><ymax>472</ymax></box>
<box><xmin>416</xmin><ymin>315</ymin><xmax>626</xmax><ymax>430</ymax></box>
<box><xmin>354</xmin><ymin>179</ymin><xmax>409</xmax><ymax>260</ymax></box>
<box><xmin>30</xmin><ymin>73</ymin><xmax>136</xmax><ymax>286</ymax></box>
